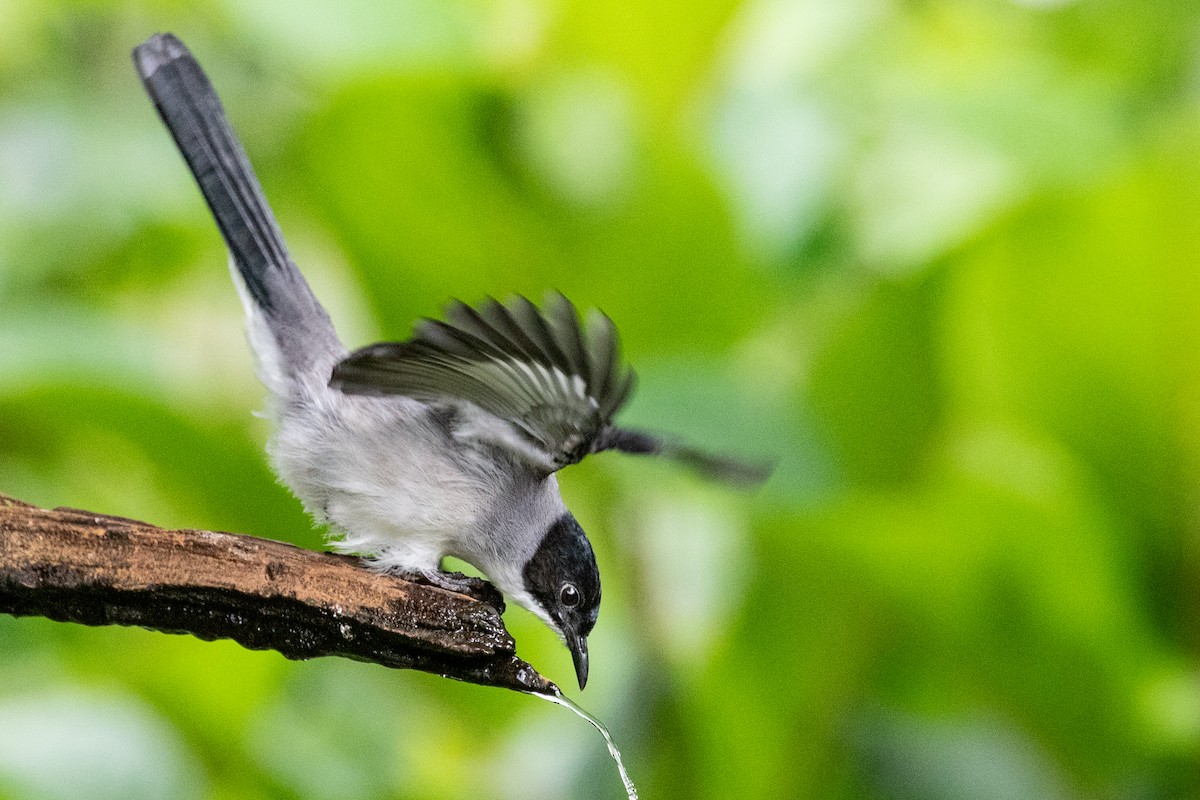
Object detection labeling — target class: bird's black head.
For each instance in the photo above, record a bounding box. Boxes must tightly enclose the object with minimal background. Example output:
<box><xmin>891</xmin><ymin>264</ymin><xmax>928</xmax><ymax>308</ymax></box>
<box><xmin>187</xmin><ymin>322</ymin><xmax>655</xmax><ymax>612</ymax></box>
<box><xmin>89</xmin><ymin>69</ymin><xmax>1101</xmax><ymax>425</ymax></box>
<box><xmin>523</xmin><ymin>513</ymin><xmax>601</xmax><ymax>689</ymax></box>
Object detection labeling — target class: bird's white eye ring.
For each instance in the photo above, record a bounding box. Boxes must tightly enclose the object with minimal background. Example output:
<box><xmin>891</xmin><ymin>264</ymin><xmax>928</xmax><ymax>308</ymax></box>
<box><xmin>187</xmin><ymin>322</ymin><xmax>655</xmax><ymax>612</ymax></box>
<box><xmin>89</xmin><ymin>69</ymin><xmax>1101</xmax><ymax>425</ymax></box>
<box><xmin>560</xmin><ymin>583</ymin><xmax>580</xmax><ymax>608</ymax></box>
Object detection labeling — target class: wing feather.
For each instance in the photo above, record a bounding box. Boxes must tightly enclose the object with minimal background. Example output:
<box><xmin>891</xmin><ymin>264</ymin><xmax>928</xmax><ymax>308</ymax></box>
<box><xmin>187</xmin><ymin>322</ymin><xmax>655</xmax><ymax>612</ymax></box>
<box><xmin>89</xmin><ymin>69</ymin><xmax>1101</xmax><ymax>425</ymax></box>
<box><xmin>509</xmin><ymin>294</ymin><xmax>572</xmax><ymax>376</ymax></box>
<box><xmin>330</xmin><ymin>293</ymin><xmax>635</xmax><ymax>471</ymax></box>
<box><xmin>585</xmin><ymin>310</ymin><xmax>621</xmax><ymax>412</ymax></box>
<box><xmin>480</xmin><ymin>298</ymin><xmax>545</xmax><ymax>364</ymax></box>
<box><xmin>546</xmin><ymin>292</ymin><xmax>588</xmax><ymax>382</ymax></box>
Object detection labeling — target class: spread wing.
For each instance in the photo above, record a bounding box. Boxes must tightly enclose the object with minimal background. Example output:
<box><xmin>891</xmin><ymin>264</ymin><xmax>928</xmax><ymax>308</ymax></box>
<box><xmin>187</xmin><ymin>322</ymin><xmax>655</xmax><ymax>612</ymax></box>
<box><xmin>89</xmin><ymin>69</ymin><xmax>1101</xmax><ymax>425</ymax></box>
<box><xmin>329</xmin><ymin>293</ymin><xmax>636</xmax><ymax>473</ymax></box>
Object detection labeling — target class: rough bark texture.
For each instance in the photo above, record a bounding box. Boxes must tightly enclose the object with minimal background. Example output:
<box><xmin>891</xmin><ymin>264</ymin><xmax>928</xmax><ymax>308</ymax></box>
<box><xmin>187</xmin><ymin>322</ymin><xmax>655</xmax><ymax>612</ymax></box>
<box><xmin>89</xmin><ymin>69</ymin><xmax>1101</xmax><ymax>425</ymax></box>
<box><xmin>0</xmin><ymin>494</ymin><xmax>555</xmax><ymax>694</ymax></box>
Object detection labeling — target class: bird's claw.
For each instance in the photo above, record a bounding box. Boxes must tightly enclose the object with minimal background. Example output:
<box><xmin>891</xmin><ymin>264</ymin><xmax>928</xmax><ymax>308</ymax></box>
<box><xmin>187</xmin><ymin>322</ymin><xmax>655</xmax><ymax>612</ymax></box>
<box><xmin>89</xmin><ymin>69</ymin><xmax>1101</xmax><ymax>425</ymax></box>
<box><xmin>403</xmin><ymin>568</ymin><xmax>505</xmax><ymax>612</ymax></box>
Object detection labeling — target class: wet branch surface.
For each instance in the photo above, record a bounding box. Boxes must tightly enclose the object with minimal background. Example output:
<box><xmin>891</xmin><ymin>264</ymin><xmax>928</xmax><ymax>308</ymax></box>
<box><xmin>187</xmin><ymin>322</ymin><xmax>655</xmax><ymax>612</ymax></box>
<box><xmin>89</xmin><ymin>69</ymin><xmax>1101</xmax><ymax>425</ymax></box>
<box><xmin>0</xmin><ymin>494</ymin><xmax>554</xmax><ymax>694</ymax></box>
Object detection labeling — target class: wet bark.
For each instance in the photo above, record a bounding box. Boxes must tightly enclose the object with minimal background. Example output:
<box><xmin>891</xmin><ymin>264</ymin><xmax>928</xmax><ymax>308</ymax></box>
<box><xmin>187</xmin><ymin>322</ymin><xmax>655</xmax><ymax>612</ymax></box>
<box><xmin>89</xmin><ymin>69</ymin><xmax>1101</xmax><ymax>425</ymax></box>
<box><xmin>0</xmin><ymin>494</ymin><xmax>554</xmax><ymax>694</ymax></box>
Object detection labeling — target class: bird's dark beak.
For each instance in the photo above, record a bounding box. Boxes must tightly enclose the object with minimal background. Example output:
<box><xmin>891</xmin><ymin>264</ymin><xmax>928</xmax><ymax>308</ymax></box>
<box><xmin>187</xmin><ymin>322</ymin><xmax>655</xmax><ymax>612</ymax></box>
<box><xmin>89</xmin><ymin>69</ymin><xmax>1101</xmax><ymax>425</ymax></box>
<box><xmin>566</xmin><ymin>629</ymin><xmax>589</xmax><ymax>690</ymax></box>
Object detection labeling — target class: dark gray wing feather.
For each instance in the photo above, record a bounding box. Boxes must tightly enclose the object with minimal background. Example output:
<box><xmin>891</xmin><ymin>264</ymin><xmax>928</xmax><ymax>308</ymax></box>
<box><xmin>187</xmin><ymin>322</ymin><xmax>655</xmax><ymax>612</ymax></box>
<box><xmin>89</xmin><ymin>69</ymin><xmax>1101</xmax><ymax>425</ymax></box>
<box><xmin>331</xmin><ymin>293</ymin><xmax>632</xmax><ymax>471</ymax></box>
<box><xmin>546</xmin><ymin>294</ymin><xmax>589</xmax><ymax>378</ymax></box>
<box><xmin>331</xmin><ymin>293</ymin><xmax>771</xmax><ymax>485</ymax></box>
<box><xmin>594</xmin><ymin>427</ymin><xmax>773</xmax><ymax>486</ymax></box>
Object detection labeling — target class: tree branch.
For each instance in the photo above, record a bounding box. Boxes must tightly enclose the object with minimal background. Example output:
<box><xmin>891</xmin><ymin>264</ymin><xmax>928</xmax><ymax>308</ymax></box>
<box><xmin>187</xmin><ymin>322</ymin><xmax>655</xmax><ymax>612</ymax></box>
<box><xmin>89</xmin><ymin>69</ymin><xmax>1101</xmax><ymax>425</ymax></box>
<box><xmin>0</xmin><ymin>494</ymin><xmax>555</xmax><ymax>695</ymax></box>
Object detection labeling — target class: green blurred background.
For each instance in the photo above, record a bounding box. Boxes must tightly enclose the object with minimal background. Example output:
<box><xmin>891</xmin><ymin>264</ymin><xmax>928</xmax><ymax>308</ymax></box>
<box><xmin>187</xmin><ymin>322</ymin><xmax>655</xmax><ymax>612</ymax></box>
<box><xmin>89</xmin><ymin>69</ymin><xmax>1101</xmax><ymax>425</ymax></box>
<box><xmin>1</xmin><ymin>0</ymin><xmax>1198</xmax><ymax>797</ymax></box>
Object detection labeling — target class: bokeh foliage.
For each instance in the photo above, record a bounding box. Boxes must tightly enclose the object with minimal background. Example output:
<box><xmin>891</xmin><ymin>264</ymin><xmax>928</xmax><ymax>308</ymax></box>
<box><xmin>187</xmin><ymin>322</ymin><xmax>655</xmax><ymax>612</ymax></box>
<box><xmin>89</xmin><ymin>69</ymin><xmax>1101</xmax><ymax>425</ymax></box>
<box><xmin>2</xmin><ymin>0</ymin><xmax>1199</xmax><ymax>797</ymax></box>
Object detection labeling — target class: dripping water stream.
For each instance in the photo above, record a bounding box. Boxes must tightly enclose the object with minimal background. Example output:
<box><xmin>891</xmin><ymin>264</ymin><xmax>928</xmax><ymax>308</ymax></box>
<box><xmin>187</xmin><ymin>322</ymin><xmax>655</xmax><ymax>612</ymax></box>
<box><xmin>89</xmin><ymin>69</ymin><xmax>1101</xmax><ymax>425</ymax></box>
<box><xmin>534</xmin><ymin>688</ymin><xmax>639</xmax><ymax>800</ymax></box>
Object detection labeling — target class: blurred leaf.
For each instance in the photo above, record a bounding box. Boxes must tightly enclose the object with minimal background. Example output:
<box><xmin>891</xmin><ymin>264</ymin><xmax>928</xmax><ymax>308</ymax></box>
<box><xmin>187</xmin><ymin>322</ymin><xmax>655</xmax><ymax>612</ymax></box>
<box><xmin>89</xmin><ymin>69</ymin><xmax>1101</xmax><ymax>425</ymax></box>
<box><xmin>855</xmin><ymin>711</ymin><xmax>1072</xmax><ymax>800</ymax></box>
<box><xmin>2</xmin><ymin>1</ymin><xmax>1200</xmax><ymax>798</ymax></box>
<box><xmin>0</xmin><ymin>690</ymin><xmax>207</xmax><ymax>800</ymax></box>
<box><xmin>808</xmin><ymin>270</ymin><xmax>945</xmax><ymax>486</ymax></box>
<box><xmin>0</xmin><ymin>385</ymin><xmax>316</xmax><ymax>546</ymax></box>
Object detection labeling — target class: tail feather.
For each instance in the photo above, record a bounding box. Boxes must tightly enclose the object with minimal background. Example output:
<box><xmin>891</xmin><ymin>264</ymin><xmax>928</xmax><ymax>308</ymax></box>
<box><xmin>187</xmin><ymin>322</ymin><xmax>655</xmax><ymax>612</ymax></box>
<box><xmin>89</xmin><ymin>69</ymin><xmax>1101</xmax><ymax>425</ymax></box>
<box><xmin>133</xmin><ymin>33</ymin><xmax>341</xmax><ymax>390</ymax></box>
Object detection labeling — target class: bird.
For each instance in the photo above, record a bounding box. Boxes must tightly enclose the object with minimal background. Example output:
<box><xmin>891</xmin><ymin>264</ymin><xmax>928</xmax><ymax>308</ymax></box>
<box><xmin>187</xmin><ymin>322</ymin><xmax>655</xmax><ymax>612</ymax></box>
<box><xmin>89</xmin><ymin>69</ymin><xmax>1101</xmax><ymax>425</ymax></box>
<box><xmin>133</xmin><ymin>32</ymin><xmax>767</xmax><ymax>690</ymax></box>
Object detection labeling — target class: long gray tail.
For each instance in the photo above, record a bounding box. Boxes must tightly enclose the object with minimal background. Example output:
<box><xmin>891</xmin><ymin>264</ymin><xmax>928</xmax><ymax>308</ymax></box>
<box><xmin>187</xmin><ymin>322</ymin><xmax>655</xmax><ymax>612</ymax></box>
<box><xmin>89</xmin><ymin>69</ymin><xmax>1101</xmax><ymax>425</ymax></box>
<box><xmin>133</xmin><ymin>33</ymin><xmax>341</xmax><ymax>393</ymax></box>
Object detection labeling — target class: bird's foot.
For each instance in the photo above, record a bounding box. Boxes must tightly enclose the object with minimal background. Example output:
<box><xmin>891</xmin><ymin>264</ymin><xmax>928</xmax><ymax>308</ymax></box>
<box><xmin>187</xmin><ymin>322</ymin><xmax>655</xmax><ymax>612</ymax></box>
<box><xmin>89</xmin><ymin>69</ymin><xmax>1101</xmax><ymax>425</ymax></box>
<box><xmin>403</xmin><ymin>568</ymin><xmax>505</xmax><ymax>612</ymax></box>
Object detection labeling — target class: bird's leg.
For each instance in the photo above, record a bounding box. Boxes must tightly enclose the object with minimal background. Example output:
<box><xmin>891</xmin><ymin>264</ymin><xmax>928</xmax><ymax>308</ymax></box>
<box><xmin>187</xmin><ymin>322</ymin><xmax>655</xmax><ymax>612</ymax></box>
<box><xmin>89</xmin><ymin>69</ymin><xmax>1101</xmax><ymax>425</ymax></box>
<box><xmin>402</xmin><ymin>567</ymin><xmax>506</xmax><ymax>612</ymax></box>
<box><xmin>358</xmin><ymin>547</ymin><xmax>505</xmax><ymax>610</ymax></box>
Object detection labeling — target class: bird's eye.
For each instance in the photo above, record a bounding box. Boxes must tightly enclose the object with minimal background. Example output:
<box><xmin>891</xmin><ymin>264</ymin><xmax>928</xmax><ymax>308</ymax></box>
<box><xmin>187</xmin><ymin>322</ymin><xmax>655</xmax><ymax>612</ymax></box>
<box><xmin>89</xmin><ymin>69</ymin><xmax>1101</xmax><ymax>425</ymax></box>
<box><xmin>560</xmin><ymin>583</ymin><xmax>580</xmax><ymax>608</ymax></box>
